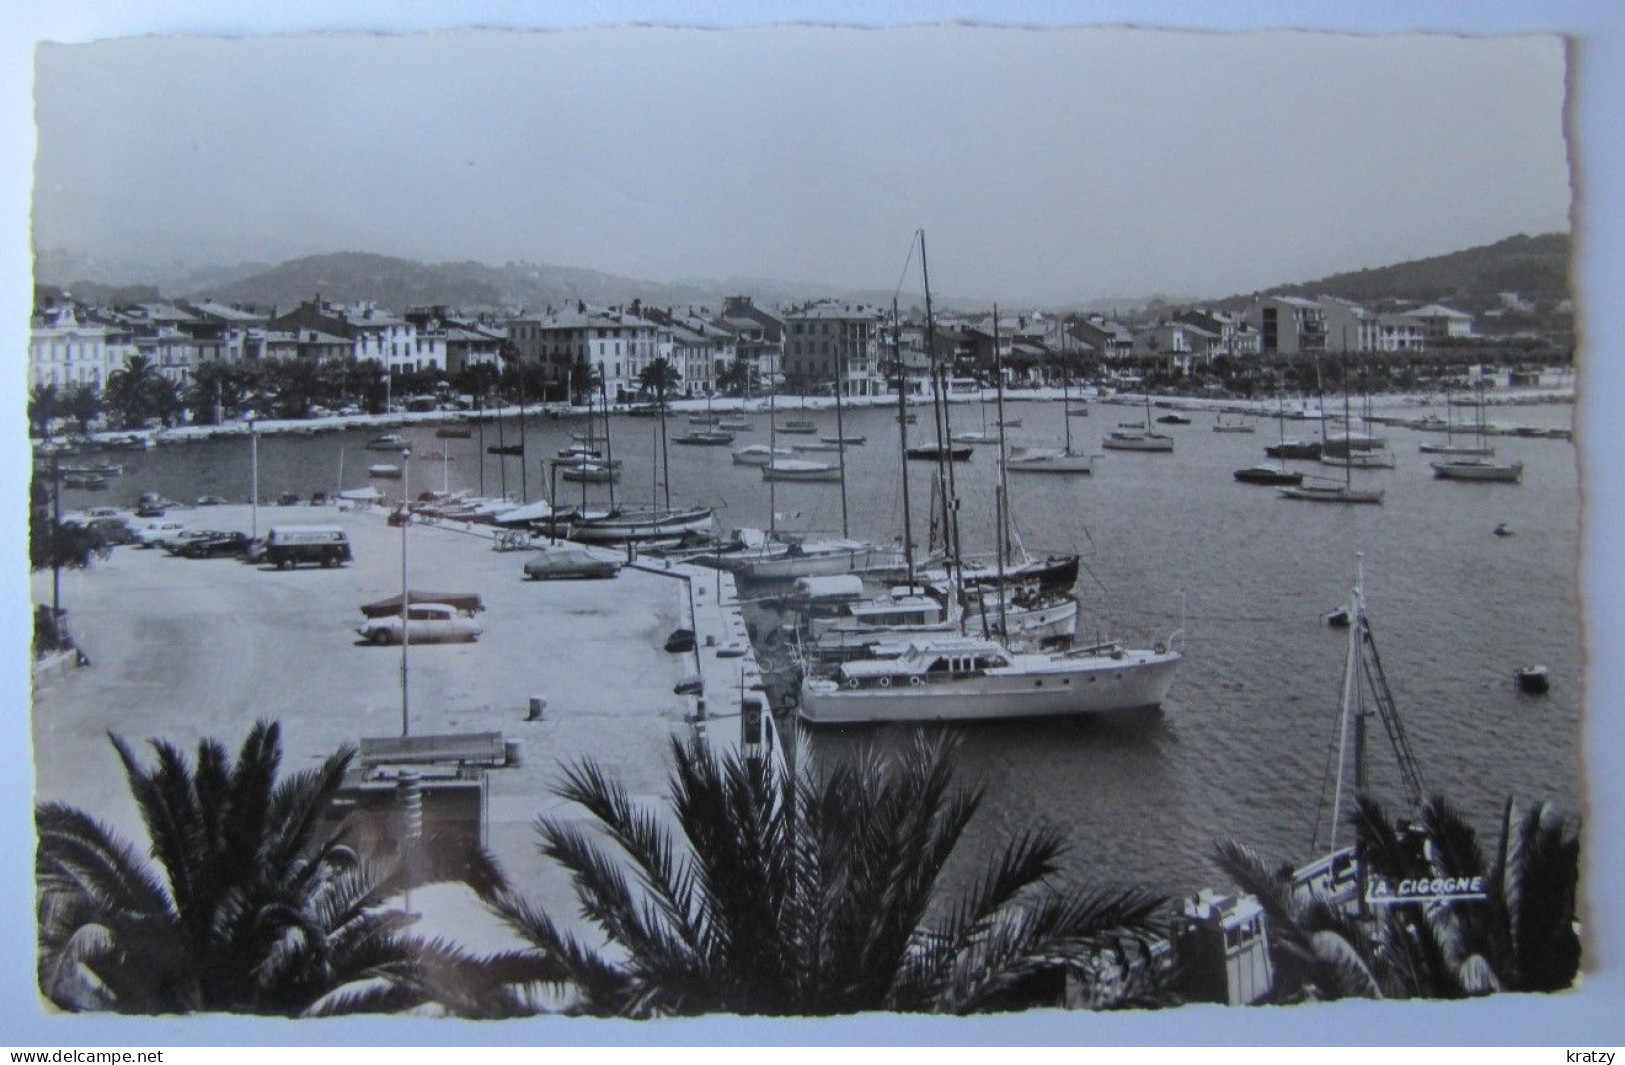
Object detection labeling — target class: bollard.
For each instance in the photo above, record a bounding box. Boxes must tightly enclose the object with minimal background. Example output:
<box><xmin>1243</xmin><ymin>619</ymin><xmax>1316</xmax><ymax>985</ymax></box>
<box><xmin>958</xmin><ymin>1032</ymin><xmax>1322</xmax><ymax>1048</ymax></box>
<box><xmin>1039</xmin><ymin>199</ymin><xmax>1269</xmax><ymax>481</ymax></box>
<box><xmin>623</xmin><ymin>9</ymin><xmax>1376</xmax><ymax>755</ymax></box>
<box><xmin>504</xmin><ymin>739</ymin><xmax>524</xmax><ymax>766</ymax></box>
<box><xmin>527</xmin><ymin>696</ymin><xmax>547</xmax><ymax>721</ymax></box>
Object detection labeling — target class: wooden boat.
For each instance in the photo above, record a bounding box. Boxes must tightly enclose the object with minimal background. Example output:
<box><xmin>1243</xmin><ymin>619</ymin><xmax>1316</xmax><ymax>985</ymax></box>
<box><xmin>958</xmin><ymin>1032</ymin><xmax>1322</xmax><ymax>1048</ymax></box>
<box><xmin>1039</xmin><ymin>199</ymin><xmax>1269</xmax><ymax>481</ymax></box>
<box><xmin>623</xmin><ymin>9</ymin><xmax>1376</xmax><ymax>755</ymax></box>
<box><xmin>775</xmin><ymin>420</ymin><xmax>818</xmax><ymax>435</ymax></box>
<box><xmin>1006</xmin><ymin>446</ymin><xmax>1093</xmax><ymax>474</ymax></box>
<box><xmin>1266</xmin><ymin>439</ymin><xmax>1322</xmax><ymax>460</ymax></box>
<box><xmin>762</xmin><ymin>459</ymin><xmax>841</xmax><ymax>483</ymax></box>
<box><xmin>365</xmin><ymin>434</ymin><xmax>407</xmax><ymax>451</ymax></box>
<box><xmin>1431</xmin><ymin>459</ymin><xmax>1523</xmax><ymax>483</ymax></box>
<box><xmin>906</xmin><ymin>444</ymin><xmax>973</xmax><ymax>462</ymax></box>
<box><xmin>732</xmin><ymin>444</ymin><xmax>793</xmax><ymax>466</ymax></box>
<box><xmin>1278</xmin><ymin>481</ymin><xmax>1383</xmax><ymax>505</ymax></box>
<box><xmin>1102</xmin><ymin>430</ymin><xmax>1174</xmax><ymax>452</ymax></box>
<box><xmin>367</xmin><ymin>464</ymin><xmax>402</xmax><ymax>479</ymax></box>
<box><xmin>569</xmin><ymin>506</ymin><xmax>715</xmax><ymax>544</ymax></box>
<box><xmin>672</xmin><ymin>430</ymin><xmax>735</xmax><ymax>446</ymax></box>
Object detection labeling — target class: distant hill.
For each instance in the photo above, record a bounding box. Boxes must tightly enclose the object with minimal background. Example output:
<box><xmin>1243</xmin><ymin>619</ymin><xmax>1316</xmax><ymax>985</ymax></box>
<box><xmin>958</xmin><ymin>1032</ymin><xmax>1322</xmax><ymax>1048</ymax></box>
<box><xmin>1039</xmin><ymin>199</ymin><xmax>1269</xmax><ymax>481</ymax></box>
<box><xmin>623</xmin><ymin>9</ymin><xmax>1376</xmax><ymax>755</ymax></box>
<box><xmin>35</xmin><ymin>248</ymin><xmax>993</xmax><ymax>315</ymax></box>
<box><xmin>1237</xmin><ymin>233</ymin><xmax>1571</xmax><ymax>314</ymax></box>
<box><xmin>34</xmin><ymin>233</ymin><xmax>1571</xmax><ymax>318</ymax></box>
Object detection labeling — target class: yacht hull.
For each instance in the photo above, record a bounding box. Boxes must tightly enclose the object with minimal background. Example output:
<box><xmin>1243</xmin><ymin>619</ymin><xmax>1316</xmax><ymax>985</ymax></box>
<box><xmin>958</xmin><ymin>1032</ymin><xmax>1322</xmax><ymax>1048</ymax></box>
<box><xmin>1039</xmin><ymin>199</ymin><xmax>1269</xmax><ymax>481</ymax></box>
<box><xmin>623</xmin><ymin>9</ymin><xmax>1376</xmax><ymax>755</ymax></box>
<box><xmin>799</xmin><ymin>649</ymin><xmax>1181</xmax><ymax>724</ymax></box>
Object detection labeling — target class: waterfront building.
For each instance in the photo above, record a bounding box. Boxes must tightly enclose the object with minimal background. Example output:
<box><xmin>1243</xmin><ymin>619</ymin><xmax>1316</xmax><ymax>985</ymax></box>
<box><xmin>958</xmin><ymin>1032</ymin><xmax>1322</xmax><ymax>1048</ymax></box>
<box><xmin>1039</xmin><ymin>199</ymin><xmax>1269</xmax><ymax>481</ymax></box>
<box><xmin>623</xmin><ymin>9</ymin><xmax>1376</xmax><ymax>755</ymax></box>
<box><xmin>1132</xmin><ymin>319</ymin><xmax>1221</xmax><ymax>372</ymax></box>
<box><xmin>1245</xmin><ymin>295</ymin><xmax>1327</xmax><ymax>355</ymax></box>
<box><xmin>1406</xmin><ymin>302</ymin><xmax>1476</xmax><ymax>341</ymax></box>
<box><xmin>1067</xmin><ymin>314</ymin><xmax>1136</xmax><ymax>364</ymax></box>
<box><xmin>716</xmin><ymin>295</ymin><xmax>784</xmax><ymax>390</ymax></box>
<box><xmin>508</xmin><ymin>302</ymin><xmax>663</xmax><ymax>403</ymax></box>
<box><xmin>781</xmin><ymin>301</ymin><xmax>887</xmax><ymax>396</ymax></box>
<box><xmin>28</xmin><ymin>306</ymin><xmax>138</xmax><ymax>390</ymax></box>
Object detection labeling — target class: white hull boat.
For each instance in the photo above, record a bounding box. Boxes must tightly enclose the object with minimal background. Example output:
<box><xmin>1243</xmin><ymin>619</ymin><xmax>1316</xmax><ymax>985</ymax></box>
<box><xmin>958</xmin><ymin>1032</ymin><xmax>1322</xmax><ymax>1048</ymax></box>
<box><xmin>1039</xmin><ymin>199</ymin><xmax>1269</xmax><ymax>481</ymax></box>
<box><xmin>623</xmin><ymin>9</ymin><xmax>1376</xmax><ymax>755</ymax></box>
<box><xmin>1102</xmin><ymin>431</ymin><xmax>1174</xmax><ymax>452</ymax></box>
<box><xmin>1431</xmin><ymin>459</ymin><xmax>1523</xmax><ymax>483</ymax></box>
<box><xmin>732</xmin><ymin>445</ymin><xmax>793</xmax><ymax>466</ymax></box>
<box><xmin>738</xmin><ymin>539</ymin><xmax>905</xmax><ymax>581</ymax></box>
<box><xmin>1006</xmin><ymin>447</ymin><xmax>1093</xmax><ymax>473</ymax></box>
<box><xmin>570</xmin><ymin>507</ymin><xmax>714</xmax><ymax>543</ymax></box>
<box><xmin>799</xmin><ymin>636</ymin><xmax>1182</xmax><ymax>724</ymax></box>
<box><xmin>1278</xmin><ymin>484</ymin><xmax>1384</xmax><ymax>505</ymax></box>
<box><xmin>762</xmin><ymin>459</ymin><xmax>841</xmax><ymax>483</ymax></box>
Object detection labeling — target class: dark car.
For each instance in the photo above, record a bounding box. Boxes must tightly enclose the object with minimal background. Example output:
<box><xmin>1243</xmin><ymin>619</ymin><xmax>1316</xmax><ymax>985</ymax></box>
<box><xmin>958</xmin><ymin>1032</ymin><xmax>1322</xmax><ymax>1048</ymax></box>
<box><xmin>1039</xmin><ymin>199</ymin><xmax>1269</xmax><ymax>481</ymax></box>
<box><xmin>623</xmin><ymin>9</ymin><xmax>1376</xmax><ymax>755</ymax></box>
<box><xmin>83</xmin><ymin>517</ymin><xmax>137</xmax><ymax>547</ymax></box>
<box><xmin>136</xmin><ymin>502</ymin><xmax>167</xmax><ymax>518</ymax></box>
<box><xmin>176</xmin><ymin>531</ymin><xmax>252</xmax><ymax>559</ymax></box>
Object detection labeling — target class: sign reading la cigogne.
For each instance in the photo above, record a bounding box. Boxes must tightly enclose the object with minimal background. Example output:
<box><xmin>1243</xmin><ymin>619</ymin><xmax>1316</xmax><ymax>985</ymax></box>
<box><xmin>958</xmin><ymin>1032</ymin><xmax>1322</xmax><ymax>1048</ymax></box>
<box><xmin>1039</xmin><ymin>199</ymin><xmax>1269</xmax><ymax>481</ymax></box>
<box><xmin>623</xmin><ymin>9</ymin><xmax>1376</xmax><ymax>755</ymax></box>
<box><xmin>1364</xmin><ymin>874</ymin><xmax>1488</xmax><ymax>906</ymax></box>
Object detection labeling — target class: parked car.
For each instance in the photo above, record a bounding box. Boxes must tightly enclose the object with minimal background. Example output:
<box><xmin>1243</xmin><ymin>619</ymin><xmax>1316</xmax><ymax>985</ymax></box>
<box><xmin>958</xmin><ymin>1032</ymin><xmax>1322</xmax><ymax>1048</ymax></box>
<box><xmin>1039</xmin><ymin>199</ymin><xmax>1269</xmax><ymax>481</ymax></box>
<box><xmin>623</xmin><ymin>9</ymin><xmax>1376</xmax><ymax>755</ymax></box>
<box><xmin>175</xmin><ymin>531</ymin><xmax>252</xmax><ymax>559</ymax></box>
<box><xmin>84</xmin><ymin>517</ymin><xmax>137</xmax><ymax>547</ymax></box>
<box><xmin>196</xmin><ymin>495</ymin><xmax>228</xmax><ymax>506</ymax></box>
<box><xmin>159</xmin><ymin>530</ymin><xmax>219</xmax><ymax>554</ymax></box>
<box><xmin>134</xmin><ymin>520</ymin><xmax>186</xmax><ymax>548</ymax></box>
<box><xmin>355</xmin><ymin>603</ymin><xmax>482</xmax><ymax>645</ymax></box>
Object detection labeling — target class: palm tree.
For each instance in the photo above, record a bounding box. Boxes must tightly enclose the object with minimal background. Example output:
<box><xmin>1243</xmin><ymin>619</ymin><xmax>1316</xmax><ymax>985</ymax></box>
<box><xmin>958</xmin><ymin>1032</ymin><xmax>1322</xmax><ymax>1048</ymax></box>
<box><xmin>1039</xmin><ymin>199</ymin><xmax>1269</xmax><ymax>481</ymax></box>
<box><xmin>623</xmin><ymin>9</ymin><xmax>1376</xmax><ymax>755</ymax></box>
<box><xmin>1211</xmin><ymin>793</ymin><xmax>1581</xmax><ymax>1003</ymax></box>
<box><xmin>63</xmin><ymin>384</ymin><xmax>103</xmax><ymax>435</ymax></box>
<box><xmin>478</xmin><ymin>732</ymin><xmax>1167</xmax><ymax>1017</ymax></box>
<box><xmin>28</xmin><ymin>383</ymin><xmax>61</xmax><ymax>439</ymax></box>
<box><xmin>638</xmin><ymin>356</ymin><xmax>681</xmax><ymax>405</ymax></box>
<box><xmin>35</xmin><ymin>721</ymin><xmax>453</xmax><ymax>1015</ymax></box>
<box><xmin>105</xmin><ymin>354</ymin><xmax>159</xmax><ymax>429</ymax></box>
<box><xmin>1349</xmin><ymin>793</ymin><xmax>1580</xmax><ymax>996</ymax></box>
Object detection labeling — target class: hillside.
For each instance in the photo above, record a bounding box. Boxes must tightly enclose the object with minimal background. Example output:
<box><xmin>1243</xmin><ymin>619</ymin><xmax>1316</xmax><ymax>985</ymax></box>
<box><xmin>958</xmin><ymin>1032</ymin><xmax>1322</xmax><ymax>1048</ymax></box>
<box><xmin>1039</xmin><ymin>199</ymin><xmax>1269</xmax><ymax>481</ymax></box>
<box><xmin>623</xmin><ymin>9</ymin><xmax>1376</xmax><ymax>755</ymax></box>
<box><xmin>1250</xmin><ymin>232</ymin><xmax>1571</xmax><ymax>314</ymax></box>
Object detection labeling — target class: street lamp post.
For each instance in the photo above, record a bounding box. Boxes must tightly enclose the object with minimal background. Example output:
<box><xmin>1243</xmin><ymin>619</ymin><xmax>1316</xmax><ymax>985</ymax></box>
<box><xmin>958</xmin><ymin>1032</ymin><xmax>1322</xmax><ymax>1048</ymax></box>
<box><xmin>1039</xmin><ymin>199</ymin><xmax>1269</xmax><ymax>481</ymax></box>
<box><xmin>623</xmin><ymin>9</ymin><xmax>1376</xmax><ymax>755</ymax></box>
<box><xmin>399</xmin><ymin>446</ymin><xmax>411</xmax><ymax>738</ymax></box>
<box><xmin>249</xmin><ymin>418</ymin><xmax>259</xmax><ymax>539</ymax></box>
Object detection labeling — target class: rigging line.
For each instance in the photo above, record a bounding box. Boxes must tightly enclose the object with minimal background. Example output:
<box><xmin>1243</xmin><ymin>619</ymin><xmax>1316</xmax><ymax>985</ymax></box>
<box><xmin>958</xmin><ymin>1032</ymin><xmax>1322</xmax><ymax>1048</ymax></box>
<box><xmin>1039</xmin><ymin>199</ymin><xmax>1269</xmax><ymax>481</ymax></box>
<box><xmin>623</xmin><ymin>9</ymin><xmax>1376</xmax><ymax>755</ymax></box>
<box><xmin>892</xmin><ymin>230</ymin><xmax>922</xmax><ymax>304</ymax></box>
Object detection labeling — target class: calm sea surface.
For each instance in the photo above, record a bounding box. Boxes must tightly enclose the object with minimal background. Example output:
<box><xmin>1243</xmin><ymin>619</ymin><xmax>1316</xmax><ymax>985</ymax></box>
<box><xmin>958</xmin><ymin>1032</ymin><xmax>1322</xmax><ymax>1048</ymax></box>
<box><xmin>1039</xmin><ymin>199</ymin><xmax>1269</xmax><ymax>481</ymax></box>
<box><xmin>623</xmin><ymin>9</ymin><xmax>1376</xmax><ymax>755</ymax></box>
<box><xmin>58</xmin><ymin>396</ymin><xmax>1583</xmax><ymax>895</ymax></box>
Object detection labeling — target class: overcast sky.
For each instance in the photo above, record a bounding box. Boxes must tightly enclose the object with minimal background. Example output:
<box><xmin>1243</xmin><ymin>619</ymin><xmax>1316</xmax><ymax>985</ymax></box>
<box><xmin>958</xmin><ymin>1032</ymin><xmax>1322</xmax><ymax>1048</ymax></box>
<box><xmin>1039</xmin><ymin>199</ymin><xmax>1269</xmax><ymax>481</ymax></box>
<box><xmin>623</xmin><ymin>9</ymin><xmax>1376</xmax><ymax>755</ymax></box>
<box><xmin>33</xmin><ymin>25</ymin><xmax>1570</xmax><ymax>303</ymax></box>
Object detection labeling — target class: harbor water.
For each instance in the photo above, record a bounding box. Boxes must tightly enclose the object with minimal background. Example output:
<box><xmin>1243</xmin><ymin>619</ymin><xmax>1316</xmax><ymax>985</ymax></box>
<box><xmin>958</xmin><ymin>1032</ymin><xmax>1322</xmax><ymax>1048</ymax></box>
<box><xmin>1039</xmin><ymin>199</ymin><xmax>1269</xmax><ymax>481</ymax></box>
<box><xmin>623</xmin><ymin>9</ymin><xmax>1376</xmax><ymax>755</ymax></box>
<box><xmin>54</xmin><ymin>397</ymin><xmax>1583</xmax><ymax>896</ymax></box>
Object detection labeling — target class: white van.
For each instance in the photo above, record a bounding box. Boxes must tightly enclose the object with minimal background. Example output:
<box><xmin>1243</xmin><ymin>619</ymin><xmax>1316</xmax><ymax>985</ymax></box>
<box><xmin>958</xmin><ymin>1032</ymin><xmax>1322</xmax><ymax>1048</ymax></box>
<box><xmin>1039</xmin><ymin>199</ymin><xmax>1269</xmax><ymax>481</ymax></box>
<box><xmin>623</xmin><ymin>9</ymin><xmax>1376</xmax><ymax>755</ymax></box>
<box><xmin>265</xmin><ymin>526</ymin><xmax>353</xmax><ymax>569</ymax></box>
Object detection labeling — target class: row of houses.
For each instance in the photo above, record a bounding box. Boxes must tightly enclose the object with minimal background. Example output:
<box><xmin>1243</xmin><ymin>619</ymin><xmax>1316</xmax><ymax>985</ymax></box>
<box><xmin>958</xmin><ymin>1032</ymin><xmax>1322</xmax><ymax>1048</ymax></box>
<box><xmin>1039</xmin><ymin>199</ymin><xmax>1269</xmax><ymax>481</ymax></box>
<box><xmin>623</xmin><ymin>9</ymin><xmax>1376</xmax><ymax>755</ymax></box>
<box><xmin>30</xmin><ymin>286</ymin><xmax>1479</xmax><ymax>400</ymax></box>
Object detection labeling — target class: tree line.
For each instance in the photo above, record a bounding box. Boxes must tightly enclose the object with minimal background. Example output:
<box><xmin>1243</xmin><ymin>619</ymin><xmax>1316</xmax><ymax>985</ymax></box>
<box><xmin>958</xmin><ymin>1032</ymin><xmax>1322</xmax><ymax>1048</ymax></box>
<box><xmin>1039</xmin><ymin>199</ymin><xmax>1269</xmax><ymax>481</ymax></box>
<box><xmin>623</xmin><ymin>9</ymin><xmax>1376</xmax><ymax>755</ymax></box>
<box><xmin>35</xmin><ymin>721</ymin><xmax>1580</xmax><ymax>1018</ymax></box>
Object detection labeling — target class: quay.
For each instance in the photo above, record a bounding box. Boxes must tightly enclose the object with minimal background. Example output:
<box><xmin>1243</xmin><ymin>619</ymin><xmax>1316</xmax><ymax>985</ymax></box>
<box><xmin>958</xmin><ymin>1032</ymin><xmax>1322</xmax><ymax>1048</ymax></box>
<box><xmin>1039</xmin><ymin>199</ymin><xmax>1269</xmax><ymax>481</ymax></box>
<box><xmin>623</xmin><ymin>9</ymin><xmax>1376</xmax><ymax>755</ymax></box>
<box><xmin>30</xmin><ymin>500</ymin><xmax>766</xmax><ymax>950</ymax></box>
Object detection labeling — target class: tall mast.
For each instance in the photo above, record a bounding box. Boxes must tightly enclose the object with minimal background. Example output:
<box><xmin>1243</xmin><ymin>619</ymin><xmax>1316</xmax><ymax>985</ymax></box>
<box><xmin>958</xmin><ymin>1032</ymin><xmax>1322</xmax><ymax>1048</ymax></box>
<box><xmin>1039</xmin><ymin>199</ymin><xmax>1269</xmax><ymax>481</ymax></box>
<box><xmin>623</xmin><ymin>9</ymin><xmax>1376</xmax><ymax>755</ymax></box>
<box><xmin>992</xmin><ymin>305</ymin><xmax>1010</xmax><ymax>638</ymax></box>
<box><xmin>518</xmin><ymin>361</ymin><xmax>528</xmax><ymax>504</ymax></box>
<box><xmin>1341</xmin><ymin>331</ymin><xmax>1352</xmax><ymax>492</ymax></box>
<box><xmin>834</xmin><ymin>318</ymin><xmax>850</xmax><ymax>538</ymax></box>
<box><xmin>599</xmin><ymin>364</ymin><xmax>617</xmax><ymax>511</ymax></box>
<box><xmin>1062</xmin><ymin>324</ymin><xmax>1073</xmax><ymax>454</ymax></box>
<box><xmin>496</xmin><ymin>384</ymin><xmax>508</xmax><ymax>499</ymax></box>
<box><xmin>920</xmin><ymin>230</ymin><xmax>964</xmax><ymax>632</ymax></box>
<box><xmin>893</xmin><ymin>299</ymin><xmax>915</xmax><ymax>586</ymax></box>
<box><xmin>1328</xmin><ymin>554</ymin><xmax>1366</xmax><ymax>855</ymax></box>
<box><xmin>768</xmin><ymin>388</ymin><xmax>778</xmax><ymax>539</ymax></box>
<box><xmin>921</xmin><ymin>230</ymin><xmax>961</xmax><ymax>576</ymax></box>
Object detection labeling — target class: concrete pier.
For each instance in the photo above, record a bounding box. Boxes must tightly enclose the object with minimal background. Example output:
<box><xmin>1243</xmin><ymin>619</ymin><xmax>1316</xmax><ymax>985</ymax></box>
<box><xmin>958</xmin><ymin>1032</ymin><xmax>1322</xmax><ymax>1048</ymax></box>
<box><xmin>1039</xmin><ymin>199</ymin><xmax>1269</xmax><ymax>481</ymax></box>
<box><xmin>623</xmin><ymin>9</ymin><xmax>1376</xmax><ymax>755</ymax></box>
<box><xmin>30</xmin><ymin>501</ymin><xmax>765</xmax><ymax>951</ymax></box>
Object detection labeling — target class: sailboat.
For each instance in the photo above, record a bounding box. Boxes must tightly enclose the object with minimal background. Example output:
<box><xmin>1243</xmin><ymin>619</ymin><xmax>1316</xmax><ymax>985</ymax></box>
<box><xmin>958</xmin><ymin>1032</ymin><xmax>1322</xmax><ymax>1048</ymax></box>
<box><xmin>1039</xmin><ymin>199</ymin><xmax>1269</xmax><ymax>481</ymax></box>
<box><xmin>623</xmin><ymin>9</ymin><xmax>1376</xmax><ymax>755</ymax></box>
<box><xmin>1235</xmin><ymin>393</ymin><xmax>1305</xmax><ymax>486</ymax></box>
<box><xmin>1102</xmin><ymin>393</ymin><xmax>1175</xmax><ymax>452</ymax></box>
<box><xmin>1289</xmin><ymin>557</ymin><xmax>1427</xmax><ymax>910</ymax></box>
<box><xmin>729</xmin><ymin>347</ymin><xmax>901</xmax><ymax>581</ymax></box>
<box><xmin>673</xmin><ymin>390</ymin><xmax>734</xmax><ymax>445</ymax></box>
<box><xmin>1430</xmin><ymin>382</ymin><xmax>1523</xmax><ymax>483</ymax></box>
<box><xmin>1419</xmin><ymin>388</ymin><xmax>1495</xmax><ymax>456</ymax></box>
<box><xmin>1278</xmin><ymin>351</ymin><xmax>1384</xmax><ymax>504</ymax></box>
<box><xmin>568</xmin><ymin>365</ymin><xmax>716</xmax><ymax>543</ymax></box>
<box><xmin>1008</xmin><ymin>371</ymin><xmax>1093</xmax><ymax>473</ymax></box>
